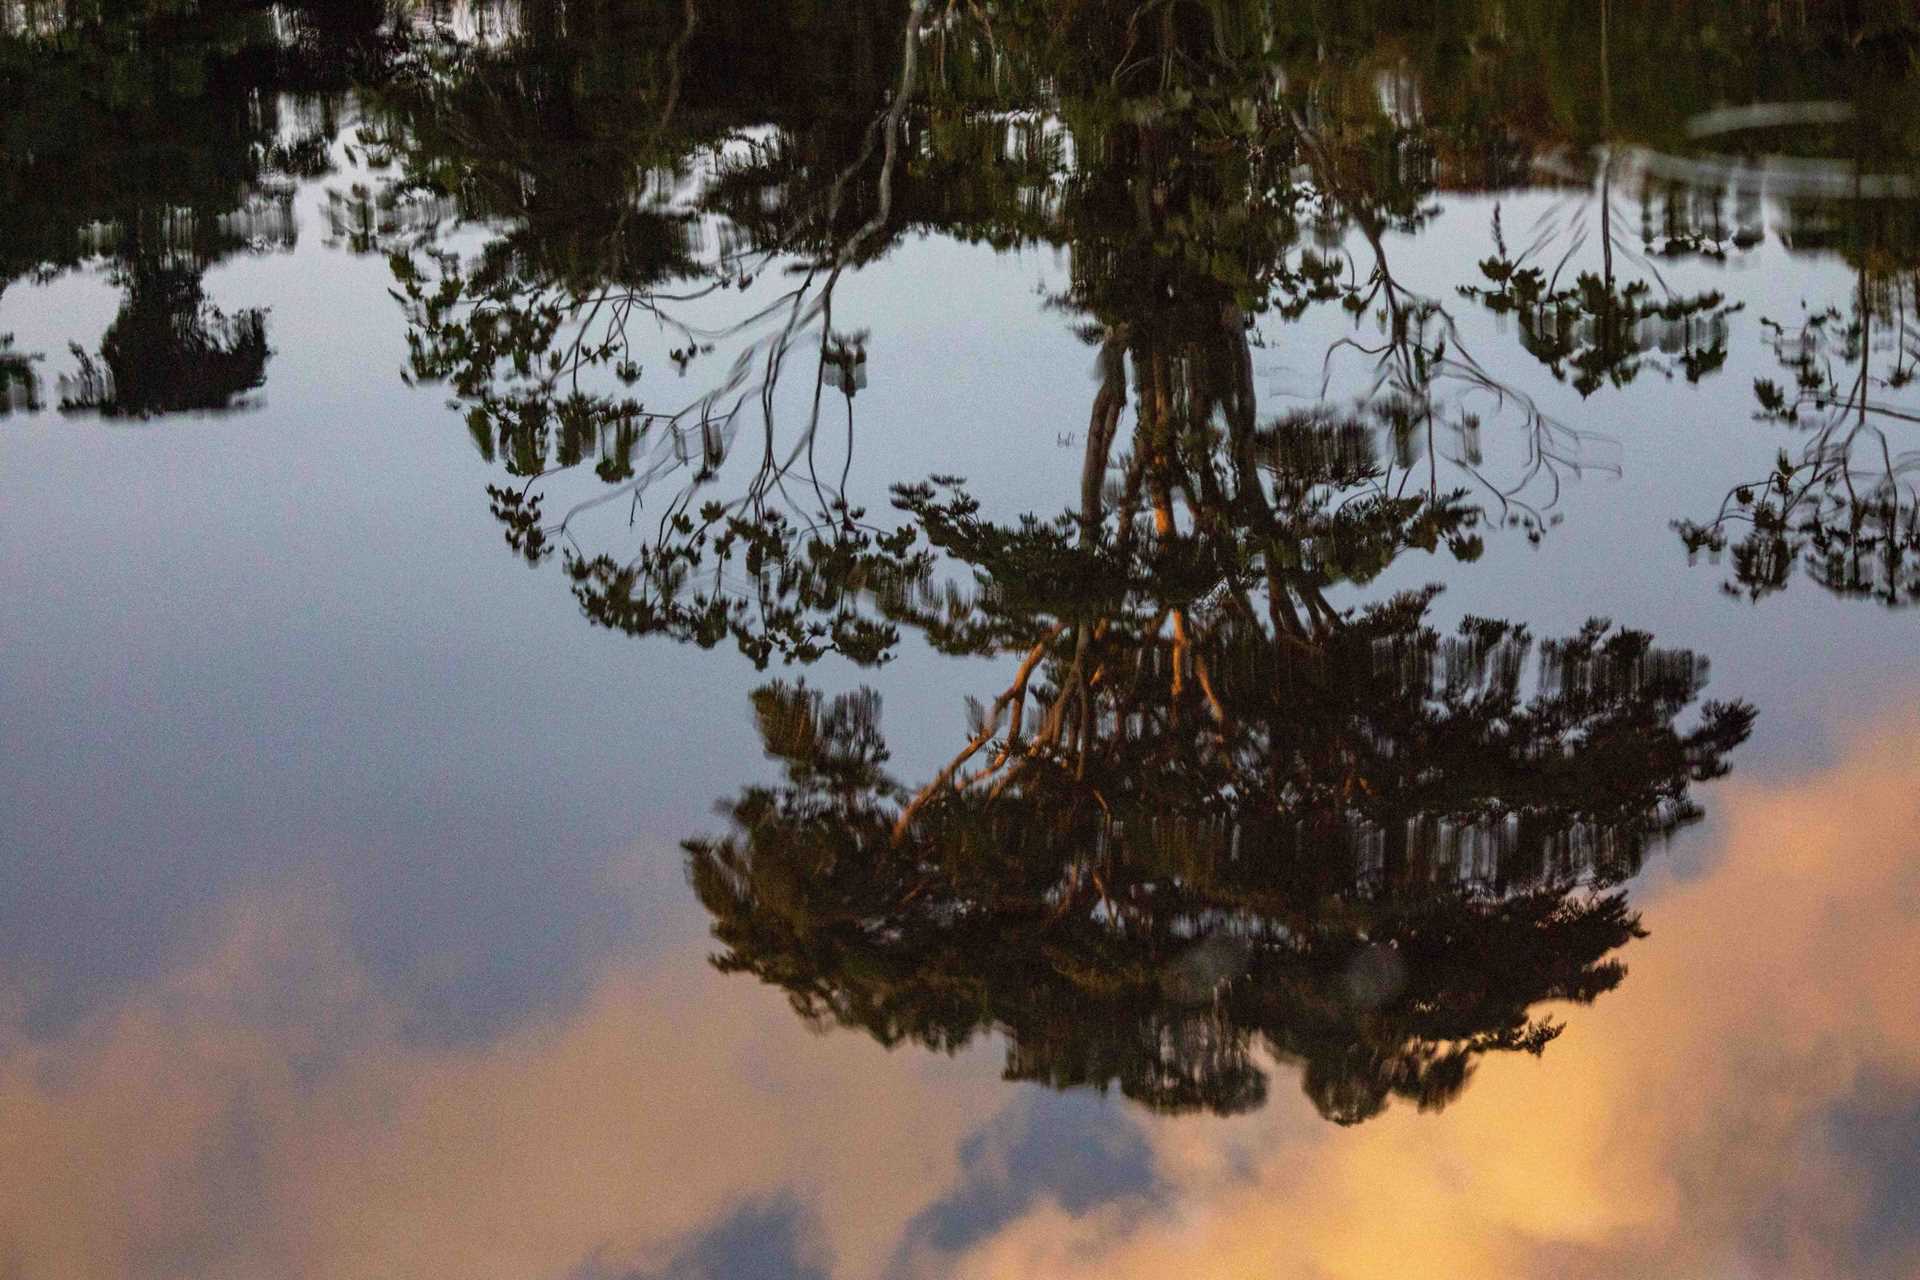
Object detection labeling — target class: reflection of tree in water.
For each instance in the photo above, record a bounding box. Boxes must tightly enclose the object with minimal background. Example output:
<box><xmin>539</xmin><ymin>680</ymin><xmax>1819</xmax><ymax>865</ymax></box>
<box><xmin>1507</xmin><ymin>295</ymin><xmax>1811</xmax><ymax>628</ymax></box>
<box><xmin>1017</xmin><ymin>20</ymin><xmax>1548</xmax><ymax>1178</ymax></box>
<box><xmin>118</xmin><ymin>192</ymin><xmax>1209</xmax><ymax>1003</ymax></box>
<box><xmin>1446</xmin><ymin>0</ymin><xmax>1746</xmax><ymax>399</ymax></box>
<box><xmin>0</xmin><ymin>335</ymin><xmax>40</xmax><ymax>416</ymax></box>
<box><xmin>1680</xmin><ymin>290</ymin><xmax>1920</xmax><ymax>607</ymax></box>
<box><xmin>1303</xmin><ymin>3</ymin><xmax>1920</xmax><ymax>583</ymax></box>
<box><xmin>352</xmin><ymin>7</ymin><xmax>1766</xmax><ymax>1122</ymax></box>
<box><xmin>693</xmin><ymin>656</ymin><xmax>1738</xmax><ymax>1122</ymax></box>
<box><xmin>372</xmin><ymin>0</ymin><xmax>1920</xmax><ymax>619</ymax></box>
<box><xmin>60</xmin><ymin>262</ymin><xmax>270</xmax><ymax>416</ymax></box>
<box><xmin>1674</xmin><ymin>108</ymin><xmax>1920</xmax><ymax>606</ymax></box>
<box><xmin>687</xmin><ymin>437</ymin><xmax>1753</xmax><ymax>1122</ymax></box>
<box><xmin>666</xmin><ymin>5</ymin><xmax>1743</xmax><ymax>1125</ymax></box>
<box><xmin>1457</xmin><ymin>198</ymin><xmax>1740</xmax><ymax>397</ymax></box>
<box><xmin>336</xmin><ymin>0</ymin><xmax>1778</xmax><ymax>1122</ymax></box>
<box><xmin>0</xmin><ymin>0</ymin><xmax>390</xmax><ymax>415</ymax></box>
<box><xmin>389</xmin><ymin>0</ymin><xmax>1649</xmax><ymax>662</ymax></box>
<box><xmin>369</xmin><ymin>0</ymin><xmax>935</xmax><ymax>631</ymax></box>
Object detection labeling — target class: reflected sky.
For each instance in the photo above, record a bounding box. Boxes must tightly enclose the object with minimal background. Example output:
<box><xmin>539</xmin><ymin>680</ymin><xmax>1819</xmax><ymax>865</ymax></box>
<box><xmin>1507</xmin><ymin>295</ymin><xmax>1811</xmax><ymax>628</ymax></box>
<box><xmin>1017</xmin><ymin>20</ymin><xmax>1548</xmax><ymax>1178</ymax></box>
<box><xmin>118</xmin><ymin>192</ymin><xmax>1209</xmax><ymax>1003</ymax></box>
<box><xmin>1</xmin><ymin>708</ymin><xmax>1916</xmax><ymax>1278</ymax></box>
<box><xmin>927</xmin><ymin>709</ymin><xmax>1920</xmax><ymax>1280</ymax></box>
<box><xmin>3</xmin><ymin>0</ymin><xmax>1919</xmax><ymax>1273</ymax></box>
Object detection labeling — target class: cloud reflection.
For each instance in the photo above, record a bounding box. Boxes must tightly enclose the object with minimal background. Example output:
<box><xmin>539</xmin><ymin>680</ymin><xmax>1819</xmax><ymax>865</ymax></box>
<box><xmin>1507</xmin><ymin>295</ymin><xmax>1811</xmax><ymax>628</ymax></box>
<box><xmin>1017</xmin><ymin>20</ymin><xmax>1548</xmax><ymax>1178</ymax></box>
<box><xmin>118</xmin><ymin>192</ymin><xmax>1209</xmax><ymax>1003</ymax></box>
<box><xmin>929</xmin><ymin>709</ymin><xmax>1920</xmax><ymax>1279</ymax></box>
<box><xmin>0</xmin><ymin>874</ymin><xmax>1009</xmax><ymax>1280</ymax></box>
<box><xmin>3</xmin><ymin>708</ymin><xmax>1917</xmax><ymax>1279</ymax></box>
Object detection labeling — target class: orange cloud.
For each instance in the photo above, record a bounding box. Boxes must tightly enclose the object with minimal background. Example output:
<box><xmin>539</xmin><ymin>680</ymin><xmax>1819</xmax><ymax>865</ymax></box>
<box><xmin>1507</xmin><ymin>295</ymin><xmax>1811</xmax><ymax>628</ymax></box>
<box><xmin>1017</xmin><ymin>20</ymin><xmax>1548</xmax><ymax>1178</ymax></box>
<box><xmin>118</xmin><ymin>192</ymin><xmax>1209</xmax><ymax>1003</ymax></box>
<box><xmin>6</xmin><ymin>712</ymin><xmax>1918</xmax><ymax>1280</ymax></box>
<box><xmin>0</xmin><ymin>869</ymin><xmax>1012</xmax><ymax>1280</ymax></box>
<box><xmin>931</xmin><ymin>710</ymin><xmax>1920</xmax><ymax>1280</ymax></box>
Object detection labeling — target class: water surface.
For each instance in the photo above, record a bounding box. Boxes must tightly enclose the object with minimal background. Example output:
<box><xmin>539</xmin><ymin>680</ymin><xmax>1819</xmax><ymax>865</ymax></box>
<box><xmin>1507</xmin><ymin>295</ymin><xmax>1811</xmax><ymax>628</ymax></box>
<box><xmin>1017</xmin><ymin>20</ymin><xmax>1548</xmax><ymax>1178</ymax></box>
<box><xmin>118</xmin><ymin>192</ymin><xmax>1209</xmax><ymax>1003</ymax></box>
<box><xmin>4</xmin><ymin>2</ymin><xmax>1920</xmax><ymax>1276</ymax></box>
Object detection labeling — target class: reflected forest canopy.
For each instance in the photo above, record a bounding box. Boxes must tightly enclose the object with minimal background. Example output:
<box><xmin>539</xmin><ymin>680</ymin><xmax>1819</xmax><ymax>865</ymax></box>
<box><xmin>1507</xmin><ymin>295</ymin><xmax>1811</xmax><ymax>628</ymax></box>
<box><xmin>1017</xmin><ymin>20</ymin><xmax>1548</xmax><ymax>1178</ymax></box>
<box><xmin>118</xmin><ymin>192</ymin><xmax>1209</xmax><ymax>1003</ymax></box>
<box><xmin>15</xmin><ymin>0</ymin><xmax>1920</xmax><ymax>1118</ymax></box>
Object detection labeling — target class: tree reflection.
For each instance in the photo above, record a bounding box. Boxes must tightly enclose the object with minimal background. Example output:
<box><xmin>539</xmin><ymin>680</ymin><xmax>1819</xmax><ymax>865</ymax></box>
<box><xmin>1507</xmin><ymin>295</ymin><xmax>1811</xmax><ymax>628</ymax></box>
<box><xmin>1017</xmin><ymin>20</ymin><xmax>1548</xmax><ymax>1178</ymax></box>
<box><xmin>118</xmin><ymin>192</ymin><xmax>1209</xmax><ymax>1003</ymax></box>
<box><xmin>687</xmin><ymin>429</ymin><xmax>1752</xmax><ymax>1122</ymax></box>
<box><xmin>1674</xmin><ymin>91</ymin><xmax>1920</xmax><ymax>606</ymax></box>
<box><xmin>59</xmin><ymin>262</ymin><xmax>271</xmax><ymax>416</ymax></box>
<box><xmin>386</xmin><ymin>0</ymin><xmax>1640</xmax><ymax>654</ymax></box>
<box><xmin>348</xmin><ymin>3</ymin><xmax>1792</xmax><ymax>1120</ymax></box>
<box><xmin>0</xmin><ymin>333</ymin><xmax>41</xmax><ymax>416</ymax></box>
<box><xmin>0</xmin><ymin>0</ymin><xmax>373</xmax><ymax>415</ymax></box>
<box><xmin>369</xmin><ymin>0</ymin><xmax>1920</xmax><ymax>622</ymax></box>
<box><xmin>663</xmin><ymin>3</ymin><xmax>1753</xmax><ymax>1124</ymax></box>
<box><xmin>15</xmin><ymin>0</ymin><xmax>1920</xmax><ymax>1136</ymax></box>
<box><xmin>370</xmin><ymin>0</ymin><xmax>959</xmax><ymax>660</ymax></box>
<box><xmin>1677</xmin><ymin>272</ymin><xmax>1920</xmax><ymax>607</ymax></box>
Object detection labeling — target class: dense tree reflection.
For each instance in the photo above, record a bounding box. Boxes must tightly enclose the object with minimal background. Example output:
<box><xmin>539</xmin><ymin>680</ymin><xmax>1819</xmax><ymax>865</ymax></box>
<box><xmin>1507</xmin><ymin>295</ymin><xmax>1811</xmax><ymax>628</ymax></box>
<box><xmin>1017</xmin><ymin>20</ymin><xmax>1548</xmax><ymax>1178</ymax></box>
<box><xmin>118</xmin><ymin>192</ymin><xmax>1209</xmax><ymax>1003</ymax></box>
<box><xmin>659</xmin><ymin>3</ymin><xmax>1753</xmax><ymax>1123</ymax></box>
<box><xmin>336</xmin><ymin>0</ymin><xmax>1798</xmax><ymax>1119</ymax></box>
<box><xmin>693</xmin><ymin>656</ymin><xmax>1741</xmax><ymax>1122</ymax></box>
<box><xmin>0</xmin><ymin>0</ymin><xmax>381</xmax><ymax>414</ymax></box>
<box><xmin>686</xmin><ymin>420</ymin><xmax>1752</xmax><ymax>1122</ymax></box>
<box><xmin>58</xmin><ymin>263</ymin><xmax>272</xmax><ymax>416</ymax></box>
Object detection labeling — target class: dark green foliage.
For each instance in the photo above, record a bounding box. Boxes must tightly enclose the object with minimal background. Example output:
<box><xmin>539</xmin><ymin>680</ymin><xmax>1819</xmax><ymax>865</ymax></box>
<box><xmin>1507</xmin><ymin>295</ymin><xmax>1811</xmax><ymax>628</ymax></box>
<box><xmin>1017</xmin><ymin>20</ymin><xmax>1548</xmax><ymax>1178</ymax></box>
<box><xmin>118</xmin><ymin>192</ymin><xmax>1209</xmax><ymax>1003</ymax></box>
<box><xmin>686</xmin><ymin>587</ymin><xmax>1751</xmax><ymax>1123</ymax></box>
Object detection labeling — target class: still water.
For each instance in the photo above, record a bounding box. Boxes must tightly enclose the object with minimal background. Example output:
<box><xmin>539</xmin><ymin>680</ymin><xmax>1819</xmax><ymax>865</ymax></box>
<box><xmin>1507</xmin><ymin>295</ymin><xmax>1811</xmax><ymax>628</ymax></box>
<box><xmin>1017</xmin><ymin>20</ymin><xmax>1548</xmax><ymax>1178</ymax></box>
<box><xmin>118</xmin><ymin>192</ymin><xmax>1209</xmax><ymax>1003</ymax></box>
<box><xmin>3</xmin><ymin>1</ymin><xmax>1919</xmax><ymax>1275</ymax></box>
